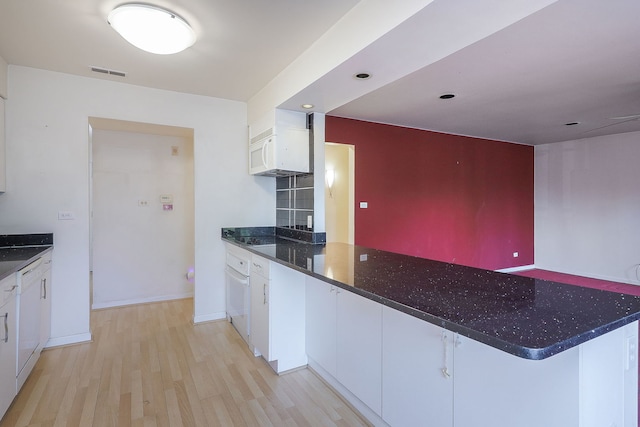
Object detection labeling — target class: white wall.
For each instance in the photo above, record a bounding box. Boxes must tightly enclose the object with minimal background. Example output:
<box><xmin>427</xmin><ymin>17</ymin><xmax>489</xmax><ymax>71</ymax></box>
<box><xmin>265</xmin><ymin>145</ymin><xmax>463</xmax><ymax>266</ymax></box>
<box><xmin>92</xmin><ymin>129</ymin><xmax>194</xmax><ymax>308</ymax></box>
<box><xmin>535</xmin><ymin>131</ymin><xmax>640</xmax><ymax>284</ymax></box>
<box><xmin>247</xmin><ymin>0</ymin><xmax>437</xmax><ymax>122</ymax></box>
<box><xmin>0</xmin><ymin>54</ymin><xmax>7</xmax><ymax>98</ymax></box>
<box><xmin>0</xmin><ymin>66</ymin><xmax>275</xmax><ymax>346</ymax></box>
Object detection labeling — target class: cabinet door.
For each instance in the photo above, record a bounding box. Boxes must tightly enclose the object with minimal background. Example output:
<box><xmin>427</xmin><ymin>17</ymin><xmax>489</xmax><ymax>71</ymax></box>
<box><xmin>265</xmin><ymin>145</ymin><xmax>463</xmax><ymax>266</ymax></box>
<box><xmin>382</xmin><ymin>306</ymin><xmax>453</xmax><ymax>427</ymax></box>
<box><xmin>453</xmin><ymin>334</ymin><xmax>579</xmax><ymax>427</ymax></box>
<box><xmin>250</xmin><ymin>274</ymin><xmax>269</xmax><ymax>359</ymax></box>
<box><xmin>0</xmin><ymin>98</ymin><xmax>5</xmax><ymax>193</ymax></box>
<box><xmin>39</xmin><ymin>260</ymin><xmax>52</xmax><ymax>349</ymax></box>
<box><xmin>305</xmin><ymin>276</ymin><xmax>336</xmax><ymax>377</ymax></box>
<box><xmin>336</xmin><ymin>289</ymin><xmax>382</xmax><ymax>416</ymax></box>
<box><xmin>0</xmin><ymin>295</ymin><xmax>17</xmax><ymax>418</ymax></box>
<box><xmin>269</xmin><ymin>263</ymin><xmax>307</xmax><ymax>372</ymax></box>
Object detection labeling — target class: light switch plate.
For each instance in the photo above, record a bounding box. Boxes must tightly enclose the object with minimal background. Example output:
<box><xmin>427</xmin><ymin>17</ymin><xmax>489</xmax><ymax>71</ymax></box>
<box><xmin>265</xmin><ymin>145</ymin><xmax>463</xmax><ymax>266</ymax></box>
<box><xmin>57</xmin><ymin>211</ymin><xmax>75</xmax><ymax>220</ymax></box>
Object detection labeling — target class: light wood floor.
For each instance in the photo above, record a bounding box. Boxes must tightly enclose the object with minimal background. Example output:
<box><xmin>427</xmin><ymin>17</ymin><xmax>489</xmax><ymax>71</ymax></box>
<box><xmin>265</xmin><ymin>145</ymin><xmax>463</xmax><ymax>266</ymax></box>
<box><xmin>0</xmin><ymin>298</ymin><xmax>370</xmax><ymax>427</ymax></box>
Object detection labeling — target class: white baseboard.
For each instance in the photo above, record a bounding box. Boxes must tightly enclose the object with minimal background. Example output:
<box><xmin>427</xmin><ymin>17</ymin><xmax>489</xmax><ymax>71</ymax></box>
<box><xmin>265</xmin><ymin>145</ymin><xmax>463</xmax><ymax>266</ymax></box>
<box><xmin>193</xmin><ymin>311</ymin><xmax>227</xmax><ymax>324</ymax></box>
<box><xmin>45</xmin><ymin>332</ymin><xmax>92</xmax><ymax>348</ymax></box>
<box><xmin>496</xmin><ymin>264</ymin><xmax>536</xmax><ymax>273</ymax></box>
<box><xmin>91</xmin><ymin>292</ymin><xmax>194</xmax><ymax>310</ymax></box>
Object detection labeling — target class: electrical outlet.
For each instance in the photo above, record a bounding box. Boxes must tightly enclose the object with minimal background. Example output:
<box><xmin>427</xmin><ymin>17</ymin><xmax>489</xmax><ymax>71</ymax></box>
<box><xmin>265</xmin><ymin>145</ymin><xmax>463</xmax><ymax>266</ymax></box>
<box><xmin>360</xmin><ymin>201</ymin><xmax>368</xmax><ymax>208</ymax></box>
<box><xmin>138</xmin><ymin>200</ymin><xmax>149</xmax><ymax>207</ymax></box>
<box><xmin>513</xmin><ymin>252</ymin><xmax>519</xmax><ymax>258</ymax></box>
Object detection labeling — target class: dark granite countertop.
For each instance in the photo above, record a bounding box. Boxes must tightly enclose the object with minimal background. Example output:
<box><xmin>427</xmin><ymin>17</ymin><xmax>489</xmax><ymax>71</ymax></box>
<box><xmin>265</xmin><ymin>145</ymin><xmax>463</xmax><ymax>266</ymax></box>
<box><xmin>222</xmin><ymin>231</ymin><xmax>640</xmax><ymax>360</ymax></box>
<box><xmin>0</xmin><ymin>234</ymin><xmax>54</xmax><ymax>281</ymax></box>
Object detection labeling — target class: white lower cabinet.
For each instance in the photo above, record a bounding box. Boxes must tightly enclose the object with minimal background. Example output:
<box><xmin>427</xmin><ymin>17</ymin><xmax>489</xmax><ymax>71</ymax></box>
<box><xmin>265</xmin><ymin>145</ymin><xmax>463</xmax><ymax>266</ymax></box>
<box><xmin>453</xmin><ymin>323</ymin><xmax>637</xmax><ymax>427</ymax></box>
<box><xmin>336</xmin><ymin>289</ymin><xmax>382</xmax><ymax>416</ymax></box>
<box><xmin>0</xmin><ymin>98</ymin><xmax>5</xmax><ymax>193</ymax></box>
<box><xmin>250</xmin><ymin>255</ymin><xmax>306</xmax><ymax>373</ymax></box>
<box><xmin>305</xmin><ymin>276</ymin><xmax>382</xmax><ymax>417</ymax></box>
<box><xmin>382</xmin><ymin>306</ymin><xmax>453</xmax><ymax>427</ymax></box>
<box><xmin>282</xmin><ymin>262</ymin><xmax>637</xmax><ymax>427</ymax></box>
<box><xmin>0</xmin><ymin>275</ymin><xmax>17</xmax><ymax>419</ymax></box>
<box><xmin>452</xmin><ymin>334</ymin><xmax>579</xmax><ymax>427</ymax></box>
<box><xmin>250</xmin><ymin>272</ymin><xmax>269</xmax><ymax>357</ymax></box>
<box><xmin>39</xmin><ymin>253</ymin><xmax>53</xmax><ymax>349</ymax></box>
<box><xmin>305</xmin><ymin>276</ymin><xmax>337</xmax><ymax>376</ymax></box>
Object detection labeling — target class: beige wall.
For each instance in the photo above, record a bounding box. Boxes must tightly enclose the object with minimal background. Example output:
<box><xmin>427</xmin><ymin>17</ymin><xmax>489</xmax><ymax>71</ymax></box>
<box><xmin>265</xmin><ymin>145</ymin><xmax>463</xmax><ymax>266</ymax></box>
<box><xmin>535</xmin><ymin>130</ymin><xmax>640</xmax><ymax>284</ymax></box>
<box><xmin>325</xmin><ymin>143</ymin><xmax>354</xmax><ymax>243</ymax></box>
<box><xmin>92</xmin><ymin>128</ymin><xmax>195</xmax><ymax>308</ymax></box>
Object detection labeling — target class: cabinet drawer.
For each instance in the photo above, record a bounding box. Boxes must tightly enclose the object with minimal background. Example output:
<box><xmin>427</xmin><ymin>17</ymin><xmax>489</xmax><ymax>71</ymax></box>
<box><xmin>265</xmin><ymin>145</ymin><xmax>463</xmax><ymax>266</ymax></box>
<box><xmin>40</xmin><ymin>252</ymin><xmax>52</xmax><ymax>269</ymax></box>
<box><xmin>0</xmin><ymin>275</ymin><xmax>17</xmax><ymax>306</ymax></box>
<box><xmin>251</xmin><ymin>255</ymin><xmax>269</xmax><ymax>279</ymax></box>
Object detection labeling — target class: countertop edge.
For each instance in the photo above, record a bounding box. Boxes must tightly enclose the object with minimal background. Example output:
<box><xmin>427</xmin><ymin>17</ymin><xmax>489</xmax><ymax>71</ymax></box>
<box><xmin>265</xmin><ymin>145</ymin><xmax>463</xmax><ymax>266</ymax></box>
<box><xmin>0</xmin><ymin>246</ymin><xmax>53</xmax><ymax>282</ymax></box>
<box><xmin>223</xmin><ymin>238</ymin><xmax>640</xmax><ymax>361</ymax></box>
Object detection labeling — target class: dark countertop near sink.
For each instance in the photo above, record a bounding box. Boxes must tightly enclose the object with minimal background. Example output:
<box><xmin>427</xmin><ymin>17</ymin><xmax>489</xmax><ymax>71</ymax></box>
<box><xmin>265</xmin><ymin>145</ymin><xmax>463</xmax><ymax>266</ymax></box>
<box><xmin>0</xmin><ymin>234</ymin><xmax>54</xmax><ymax>281</ymax></box>
<box><xmin>222</xmin><ymin>228</ymin><xmax>640</xmax><ymax>360</ymax></box>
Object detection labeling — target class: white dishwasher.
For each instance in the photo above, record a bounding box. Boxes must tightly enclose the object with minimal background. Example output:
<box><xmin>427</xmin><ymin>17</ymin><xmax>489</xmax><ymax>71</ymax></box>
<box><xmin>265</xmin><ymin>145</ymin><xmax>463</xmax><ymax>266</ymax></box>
<box><xmin>225</xmin><ymin>247</ymin><xmax>251</xmax><ymax>346</ymax></box>
<box><xmin>16</xmin><ymin>257</ymin><xmax>43</xmax><ymax>390</ymax></box>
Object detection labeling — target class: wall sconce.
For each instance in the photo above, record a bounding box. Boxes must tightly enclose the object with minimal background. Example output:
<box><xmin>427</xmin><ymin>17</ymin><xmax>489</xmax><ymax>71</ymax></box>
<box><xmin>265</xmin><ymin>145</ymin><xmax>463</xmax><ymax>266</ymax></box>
<box><xmin>326</xmin><ymin>169</ymin><xmax>335</xmax><ymax>198</ymax></box>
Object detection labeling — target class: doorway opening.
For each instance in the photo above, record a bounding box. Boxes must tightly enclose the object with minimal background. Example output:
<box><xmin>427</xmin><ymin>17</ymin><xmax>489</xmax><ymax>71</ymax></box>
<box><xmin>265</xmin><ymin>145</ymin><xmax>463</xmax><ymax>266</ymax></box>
<box><xmin>88</xmin><ymin>117</ymin><xmax>195</xmax><ymax>311</ymax></box>
<box><xmin>324</xmin><ymin>143</ymin><xmax>355</xmax><ymax>244</ymax></box>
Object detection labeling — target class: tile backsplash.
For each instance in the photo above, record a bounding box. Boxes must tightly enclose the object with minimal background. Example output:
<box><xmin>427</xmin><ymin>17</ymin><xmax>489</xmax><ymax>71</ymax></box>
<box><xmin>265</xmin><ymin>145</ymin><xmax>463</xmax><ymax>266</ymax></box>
<box><xmin>276</xmin><ymin>174</ymin><xmax>314</xmax><ymax>231</ymax></box>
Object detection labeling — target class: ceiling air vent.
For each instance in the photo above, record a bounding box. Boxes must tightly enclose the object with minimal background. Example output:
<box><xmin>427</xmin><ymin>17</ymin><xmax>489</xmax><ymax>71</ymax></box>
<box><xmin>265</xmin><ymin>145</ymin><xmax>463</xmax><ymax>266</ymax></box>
<box><xmin>90</xmin><ymin>66</ymin><xmax>126</xmax><ymax>77</ymax></box>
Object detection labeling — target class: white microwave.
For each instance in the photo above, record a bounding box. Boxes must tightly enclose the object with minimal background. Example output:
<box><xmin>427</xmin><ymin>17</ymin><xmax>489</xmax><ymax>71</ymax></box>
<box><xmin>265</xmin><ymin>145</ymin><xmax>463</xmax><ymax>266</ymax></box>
<box><xmin>249</xmin><ymin>127</ymin><xmax>310</xmax><ymax>176</ymax></box>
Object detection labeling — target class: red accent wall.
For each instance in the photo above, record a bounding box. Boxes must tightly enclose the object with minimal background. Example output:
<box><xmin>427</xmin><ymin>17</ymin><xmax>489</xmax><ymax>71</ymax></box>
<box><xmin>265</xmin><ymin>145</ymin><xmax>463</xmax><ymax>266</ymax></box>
<box><xmin>325</xmin><ymin>116</ymin><xmax>534</xmax><ymax>270</ymax></box>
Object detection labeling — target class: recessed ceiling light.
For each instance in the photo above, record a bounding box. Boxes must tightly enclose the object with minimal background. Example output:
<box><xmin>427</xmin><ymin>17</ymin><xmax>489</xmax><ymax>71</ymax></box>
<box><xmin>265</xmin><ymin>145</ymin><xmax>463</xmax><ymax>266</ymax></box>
<box><xmin>301</xmin><ymin>104</ymin><xmax>314</xmax><ymax>109</ymax></box>
<box><xmin>564</xmin><ymin>122</ymin><xmax>580</xmax><ymax>126</ymax></box>
<box><xmin>439</xmin><ymin>93</ymin><xmax>455</xmax><ymax>100</ymax></box>
<box><xmin>354</xmin><ymin>73</ymin><xmax>371</xmax><ymax>80</ymax></box>
<box><xmin>108</xmin><ymin>4</ymin><xmax>196</xmax><ymax>55</ymax></box>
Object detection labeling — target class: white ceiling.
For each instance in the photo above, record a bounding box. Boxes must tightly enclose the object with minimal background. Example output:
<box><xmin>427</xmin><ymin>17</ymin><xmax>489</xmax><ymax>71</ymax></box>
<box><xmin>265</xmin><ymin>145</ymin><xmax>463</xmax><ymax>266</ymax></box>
<box><xmin>0</xmin><ymin>0</ymin><xmax>359</xmax><ymax>101</ymax></box>
<box><xmin>328</xmin><ymin>0</ymin><xmax>640</xmax><ymax>145</ymax></box>
<box><xmin>1</xmin><ymin>0</ymin><xmax>639</xmax><ymax>145</ymax></box>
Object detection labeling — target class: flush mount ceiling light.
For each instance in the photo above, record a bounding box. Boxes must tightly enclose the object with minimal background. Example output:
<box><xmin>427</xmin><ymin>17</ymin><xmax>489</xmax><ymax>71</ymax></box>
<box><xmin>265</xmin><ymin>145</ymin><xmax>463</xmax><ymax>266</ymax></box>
<box><xmin>439</xmin><ymin>93</ymin><xmax>455</xmax><ymax>100</ymax></box>
<box><xmin>301</xmin><ymin>104</ymin><xmax>314</xmax><ymax>109</ymax></box>
<box><xmin>353</xmin><ymin>72</ymin><xmax>371</xmax><ymax>80</ymax></box>
<box><xmin>108</xmin><ymin>4</ymin><xmax>196</xmax><ymax>55</ymax></box>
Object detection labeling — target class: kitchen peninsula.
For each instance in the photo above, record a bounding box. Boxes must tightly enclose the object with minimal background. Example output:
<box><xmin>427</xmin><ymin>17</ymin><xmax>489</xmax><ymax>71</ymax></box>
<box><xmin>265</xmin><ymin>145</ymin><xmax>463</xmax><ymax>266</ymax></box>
<box><xmin>223</xmin><ymin>228</ymin><xmax>640</xmax><ymax>427</ymax></box>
